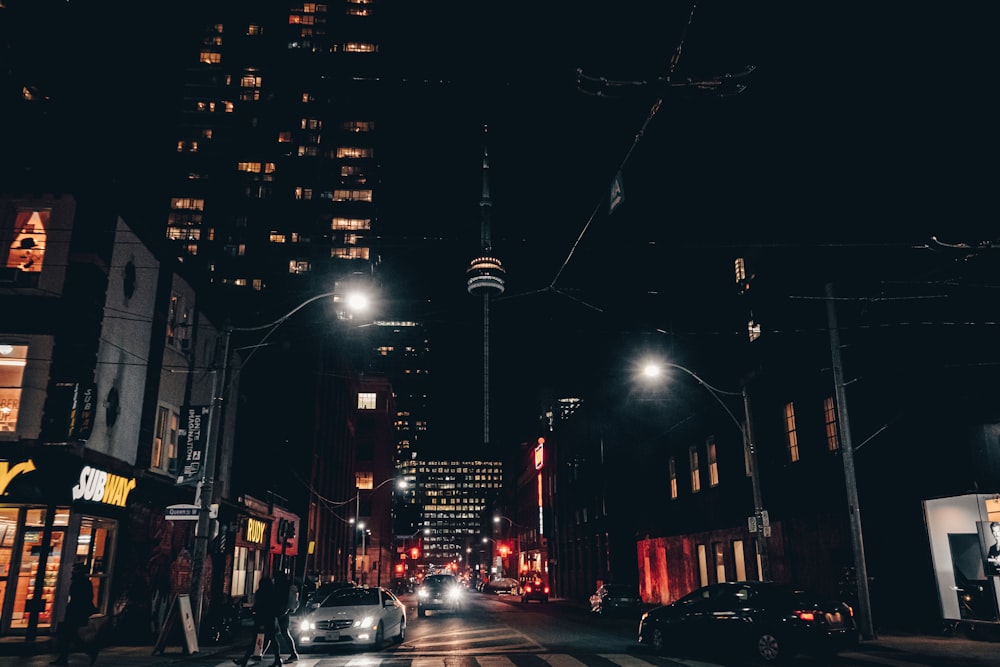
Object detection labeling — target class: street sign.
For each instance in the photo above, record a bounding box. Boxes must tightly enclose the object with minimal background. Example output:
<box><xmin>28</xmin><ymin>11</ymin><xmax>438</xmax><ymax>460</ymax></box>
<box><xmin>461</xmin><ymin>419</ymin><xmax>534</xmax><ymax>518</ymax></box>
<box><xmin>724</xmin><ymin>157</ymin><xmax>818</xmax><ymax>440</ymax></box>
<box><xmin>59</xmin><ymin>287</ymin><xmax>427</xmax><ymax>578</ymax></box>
<box><xmin>165</xmin><ymin>503</ymin><xmax>200</xmax><ymax>521</ymax></box>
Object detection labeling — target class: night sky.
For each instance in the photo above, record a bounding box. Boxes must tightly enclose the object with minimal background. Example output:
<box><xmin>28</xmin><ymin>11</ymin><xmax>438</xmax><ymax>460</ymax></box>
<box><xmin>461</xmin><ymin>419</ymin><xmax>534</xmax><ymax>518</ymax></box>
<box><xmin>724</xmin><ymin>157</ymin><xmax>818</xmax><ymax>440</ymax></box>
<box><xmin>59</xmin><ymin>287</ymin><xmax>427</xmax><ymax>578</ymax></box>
<box><xmin>4</xmin><ymin>1</ymin><xmax>996</xmax><ymax>457</ymax></box>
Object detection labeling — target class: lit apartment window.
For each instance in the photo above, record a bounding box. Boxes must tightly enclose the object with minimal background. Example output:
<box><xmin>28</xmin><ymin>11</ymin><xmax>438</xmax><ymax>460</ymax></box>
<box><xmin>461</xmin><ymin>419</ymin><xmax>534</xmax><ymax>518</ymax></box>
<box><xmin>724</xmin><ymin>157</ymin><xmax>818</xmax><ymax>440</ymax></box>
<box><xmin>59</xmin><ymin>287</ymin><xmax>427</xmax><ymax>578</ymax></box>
<box><xmin>707</xmin><ymin>437</ymin><xmax>719</xmax><ymax>487</ymax></box>
<box><xmin>288</xmin><ymin>260</ymin><xmax>311</xmax><ymax>274</ymax></box>
<box><xmin>331</xmin><ymin>247</ymin><xmax>370</xmax><ymax>260</ymax></box>
<box><xmin>783</xmin><ymin>402</ymin><xmax>800</xmax><ymax>462</ymax></box>
<box><xmin>297</xmin><ymin>146</ymin><xmax>319</xmax><ymax>157</ymax></box>
<box><xmin>331</xmin><ymin>217</ymin><xmax>371</xmax><ymax>231</ymax></box>
<box><xmin>199</xmin><ymin>51</ymin><xmax>222</xmax><ymax>64</ymax></box>
<box><xmin>300</xmin><ymin>118</ymin><xmax>323</xmax><ymax>131</ymax></box>
<box><xmin>343</xmin><ymin>120</ymin><xmax>374</xmax><ymax>132</ymax></box>
<box><xmin>171</xmin><ymin>197</ymin><xmax>205</xmax><ymax>211</ymax></box>
<box><xmin>333</xmin><ymin>189</ymin><xmax>373</xmax><ymax>202</ymax></box>
<box><xmin>248</xmin><ymin>24</ymin><xmax>263</xmax><ymax>36</ymax></box>
<box><xmin>152</xmin><ymin>406</ymin><xmax>179</xmax><ymax>474</ymax></box>
<box><xmin>0</xmin><ymin>344</ymin><xmax>28</xmax><ymax>433</ymax></box>
<box><xmin>346</xmin><ymin>6</ymin><xmax>371</xmax><ymax>16</ymax></box>
<box><xmin>344</xmin><ymin>42</ymin><xmax>378</xmax><ymax>53</ymax></box>
<box><xmin>668</xmin><ymin>456</ymin><xmax>678</xmax><ymax>499</ymax></box>
<box><xmin>824</xmin><ymin>396</ymin><xmax>840</xmax><ymax>451</ymax></box>
<box><xmin>7</xmin><ymin>210</ymin><xmax>48</xmax><ymax>273</ymax></box>
<box><xmin>269</xmin><ymin>232</ymin><xmax>287</xmax><ymax>243</ymax></box>
<box><xmin>689</xmin><ymin>446</ymin><xmax>701</xmax><ymax>493</ymax></box>
<box><xmin>734</xmin><ymin>257</ymin><xmax>746</xmax><ymax>283</ymax></box>
<box><xmin>278</xmin><ymin>131</ymin><xmax>292</xmax><ymax>143</ymax></box>
<box><xmin>294</xmin><ymin>187</ymin><xmax>313</xmax><ymax>200</ymax></box>
<box><xmin>747</xmin><ymin>319</ymin><xmax>761</xmax><ymax>342</ymax></box>
<box><xmin>358</xmin><ymin>392</ymin><xmax>376</xmax><ymax>410</ymax></box>
<box><xmin>336</xmin><ymin>147</ymin><xmax>373</xmax><ymax>159</ymax></box>
<box><xmin>252</xmin><ymin>279</ymin><xmax>263</xmax><ymax>291</ymax></box>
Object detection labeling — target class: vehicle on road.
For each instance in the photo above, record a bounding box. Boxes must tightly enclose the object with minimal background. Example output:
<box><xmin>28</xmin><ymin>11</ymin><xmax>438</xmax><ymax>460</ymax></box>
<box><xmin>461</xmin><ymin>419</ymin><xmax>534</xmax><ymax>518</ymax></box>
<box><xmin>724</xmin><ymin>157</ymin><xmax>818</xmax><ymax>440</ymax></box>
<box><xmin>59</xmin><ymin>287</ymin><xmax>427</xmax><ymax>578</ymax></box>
<box><xmin>520</xmin><ymin>579</ymin><xmax>549</xmax><ymax>603</ymax></box>
<box><xmin>301</xmin><ymin>580</ymin><xmax>357</xmax><ymax>612</ymax></box>
<box><xmin>590</xmin><ymin>583</ymin><xmax>642</xmax><ymax>616</ymax></box>
<box><xmin>638</xmin><ymin>581</ymin><xmax>858</xmax><ymax>663</ymax></box>
<box><xmin>484</xmin><ymin>577</ymin><xmax>520</xmax><ymax>595</ymax></box>
<box><xmin>417</xmin><ymin>573</ymin><xmax>463</xmax><ymax>616</ymax></box>
<box><xmin>295</xmin><ymin>585</ymin><xmax>405</xmax><ymax>650</ymax></box>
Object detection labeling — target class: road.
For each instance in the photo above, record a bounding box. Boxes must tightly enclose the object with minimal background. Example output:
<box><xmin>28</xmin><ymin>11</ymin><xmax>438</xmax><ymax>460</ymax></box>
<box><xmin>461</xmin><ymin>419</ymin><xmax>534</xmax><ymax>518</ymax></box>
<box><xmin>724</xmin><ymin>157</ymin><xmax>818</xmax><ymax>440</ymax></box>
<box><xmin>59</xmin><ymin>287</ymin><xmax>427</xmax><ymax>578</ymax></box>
<box><xmin>6</xmin><ymin>590</ymin><xmax>1000</xmax><ymax>667</ymax></box>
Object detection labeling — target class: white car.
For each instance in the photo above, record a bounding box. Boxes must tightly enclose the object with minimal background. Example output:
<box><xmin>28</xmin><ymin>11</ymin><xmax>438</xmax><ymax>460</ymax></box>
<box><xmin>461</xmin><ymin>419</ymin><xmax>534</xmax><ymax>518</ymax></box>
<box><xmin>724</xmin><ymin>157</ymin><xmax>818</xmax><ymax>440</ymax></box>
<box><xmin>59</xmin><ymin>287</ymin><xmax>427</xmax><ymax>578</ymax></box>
<box><xmin>295</xmin><ymin>586</ymin><xmax>405</xmax><ymax>650</ymax></box>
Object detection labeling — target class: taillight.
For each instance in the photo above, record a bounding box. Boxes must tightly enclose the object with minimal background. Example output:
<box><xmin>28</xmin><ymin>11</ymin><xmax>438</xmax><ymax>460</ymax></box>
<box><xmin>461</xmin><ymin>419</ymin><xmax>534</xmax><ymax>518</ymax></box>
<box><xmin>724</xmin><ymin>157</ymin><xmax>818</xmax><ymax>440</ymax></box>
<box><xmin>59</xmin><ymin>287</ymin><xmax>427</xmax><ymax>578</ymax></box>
<box><xmin>795</xmin><ymin>610</ymin><xmax>816</xmax><ymax>622</ymax></box>
<box><xmin>525</xmin><ymin>585</ymin><xmax>533</xmax><ymax>593</ymax></box>
<box><xmin>846</xmin><ymin>605</ymin><xmax>854</xmax><ymax>617</ymax></box>
<box><xmin>544</xmin><ymin>586</ymin><xmax>550</xmax><ymax>594</ymax></box>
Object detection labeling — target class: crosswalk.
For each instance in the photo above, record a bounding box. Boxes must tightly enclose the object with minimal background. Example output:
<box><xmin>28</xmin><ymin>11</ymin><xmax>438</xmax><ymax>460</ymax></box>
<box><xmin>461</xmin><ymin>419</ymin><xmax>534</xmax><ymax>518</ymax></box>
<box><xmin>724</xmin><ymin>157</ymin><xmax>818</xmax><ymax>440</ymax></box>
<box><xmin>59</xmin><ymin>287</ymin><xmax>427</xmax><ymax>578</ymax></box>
<box><xmin>209</xmin><ymin>654</ymin><xmax>719</xmax><ymax>667</ymax></box>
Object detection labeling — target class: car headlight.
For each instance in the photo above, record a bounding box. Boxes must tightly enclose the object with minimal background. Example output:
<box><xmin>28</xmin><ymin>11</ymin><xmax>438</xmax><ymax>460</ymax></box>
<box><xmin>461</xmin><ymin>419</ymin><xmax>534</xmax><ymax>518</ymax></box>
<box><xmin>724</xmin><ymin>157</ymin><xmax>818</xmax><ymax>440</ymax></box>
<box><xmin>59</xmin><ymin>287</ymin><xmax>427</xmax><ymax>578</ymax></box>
<box><xmin>352</xmin><ymin>616</ymin><xmax>375</xmax><ymax>629</ymax></box>
<box><xmin>447</xmin><ymin>587</ymin><xmax>462</xmax><ymax>601</ymax></box>
<box><xmin>418</xmin><ymin>588</ymin><xmax>428</xmax><ymax>599</ymax></box>
<box><xmin>299</xmin><ymin>619</ymin><xmax>314</xmax><ymax>631</ymax></box>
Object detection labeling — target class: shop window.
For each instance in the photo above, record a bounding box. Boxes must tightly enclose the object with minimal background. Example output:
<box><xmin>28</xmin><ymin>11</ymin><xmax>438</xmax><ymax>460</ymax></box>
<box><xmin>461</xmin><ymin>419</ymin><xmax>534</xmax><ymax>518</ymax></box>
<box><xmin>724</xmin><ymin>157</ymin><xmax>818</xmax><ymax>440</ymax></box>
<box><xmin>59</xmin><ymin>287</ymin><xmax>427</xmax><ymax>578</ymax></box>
<box><xmin>10</xmin><ymin>507</ymin><xmax>70</xmax><ymax>629</ymax></box>
<box><xmin>77</xmin><ymin>517</ymin><xmax>116</xmax><ymax>615</ymax></box>
<box><xmin>0</xmin><ymin>344</ymin><xmax>28</xmax><ymax>433</ymax></box>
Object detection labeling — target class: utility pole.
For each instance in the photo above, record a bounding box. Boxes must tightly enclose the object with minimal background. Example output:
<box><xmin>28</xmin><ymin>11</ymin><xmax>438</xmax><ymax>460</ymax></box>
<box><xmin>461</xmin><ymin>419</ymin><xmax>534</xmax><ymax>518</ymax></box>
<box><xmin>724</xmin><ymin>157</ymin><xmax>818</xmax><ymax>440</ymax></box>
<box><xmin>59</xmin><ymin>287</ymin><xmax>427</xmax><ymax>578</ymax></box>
<box><xmin>741</xmin><ymin>384</ymin><xmax>770</xmax><ymax>581</ymax></box>
<box><xmin>826</xmin><ymin>282</ymin><xmax>875</xmax><ymax>640</ymax></box>
<box><xmin>191</xmin><ymin>323</ymin><xmax>232</xmax><ymax>630</ymax></box>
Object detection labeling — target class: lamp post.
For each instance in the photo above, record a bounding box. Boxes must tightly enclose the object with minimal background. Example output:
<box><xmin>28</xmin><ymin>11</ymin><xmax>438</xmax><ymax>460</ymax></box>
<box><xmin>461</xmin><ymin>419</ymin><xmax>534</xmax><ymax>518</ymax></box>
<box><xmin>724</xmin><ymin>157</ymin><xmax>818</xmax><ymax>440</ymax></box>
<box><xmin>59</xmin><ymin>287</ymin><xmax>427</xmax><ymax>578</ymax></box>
<box><xmin>641</xmin><ymin>360</ymin><xmax>769</xmax><ymax>581</ymax></box>
<box><xmin>191</xmin><ymin>288</ymin><xmax>368</xmax><ymax>631</ymax></box>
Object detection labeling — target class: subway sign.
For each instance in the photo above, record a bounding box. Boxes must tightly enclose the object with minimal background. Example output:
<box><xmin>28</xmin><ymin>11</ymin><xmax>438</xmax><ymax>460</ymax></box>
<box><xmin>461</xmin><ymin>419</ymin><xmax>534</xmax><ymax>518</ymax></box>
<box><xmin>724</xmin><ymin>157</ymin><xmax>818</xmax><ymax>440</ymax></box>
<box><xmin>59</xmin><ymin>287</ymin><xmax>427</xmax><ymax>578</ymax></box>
<box><xmin>71</xmin><ymin>465</ymin><xmax>136</xmax><ymax>507</ymax></box>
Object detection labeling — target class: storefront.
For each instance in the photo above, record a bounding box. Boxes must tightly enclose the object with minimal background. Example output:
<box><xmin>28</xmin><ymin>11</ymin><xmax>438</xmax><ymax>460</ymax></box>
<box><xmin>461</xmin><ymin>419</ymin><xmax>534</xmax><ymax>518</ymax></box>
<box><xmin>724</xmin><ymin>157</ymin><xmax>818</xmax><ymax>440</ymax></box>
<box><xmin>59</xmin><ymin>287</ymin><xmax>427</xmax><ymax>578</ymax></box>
<box><xmin>0</xmin><ymin>447</ymin><xmax>133</xmax><ymax>640</ymax></box>
<box><xmin>232</xmin><ymin>495</ymin><xmax>271</xmax><ymax>602</ymax></box>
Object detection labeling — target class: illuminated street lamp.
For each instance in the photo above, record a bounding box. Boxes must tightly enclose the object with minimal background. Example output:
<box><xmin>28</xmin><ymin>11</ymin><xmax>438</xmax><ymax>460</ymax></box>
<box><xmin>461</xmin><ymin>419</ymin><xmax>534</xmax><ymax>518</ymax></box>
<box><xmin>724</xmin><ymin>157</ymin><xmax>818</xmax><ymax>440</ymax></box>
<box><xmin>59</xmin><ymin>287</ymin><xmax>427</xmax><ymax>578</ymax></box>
<box><xmin>640</xmin><ymin>359</ymin><xmax>769</xmax><ymax>581</ymax></box>
<box><xmin>493</xmin><ymin>515</ymin><xmax>523</xmax><ymax>577</ymax></box>
<box><xmin>192</xmin><ymin>287</ymin><xmax>372</xmax><ymax>630</ymax></box>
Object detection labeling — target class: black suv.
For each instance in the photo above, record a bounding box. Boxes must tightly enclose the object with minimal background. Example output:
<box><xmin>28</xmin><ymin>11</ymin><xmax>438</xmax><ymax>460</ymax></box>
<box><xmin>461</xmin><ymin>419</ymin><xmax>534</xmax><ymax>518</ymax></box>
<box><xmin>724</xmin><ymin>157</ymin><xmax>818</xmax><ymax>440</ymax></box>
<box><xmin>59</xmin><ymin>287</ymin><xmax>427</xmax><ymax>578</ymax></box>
<box><xmin>417</xmin><ymin>573</ymin><xmax>463</xmax><ymax>616</ymax></box>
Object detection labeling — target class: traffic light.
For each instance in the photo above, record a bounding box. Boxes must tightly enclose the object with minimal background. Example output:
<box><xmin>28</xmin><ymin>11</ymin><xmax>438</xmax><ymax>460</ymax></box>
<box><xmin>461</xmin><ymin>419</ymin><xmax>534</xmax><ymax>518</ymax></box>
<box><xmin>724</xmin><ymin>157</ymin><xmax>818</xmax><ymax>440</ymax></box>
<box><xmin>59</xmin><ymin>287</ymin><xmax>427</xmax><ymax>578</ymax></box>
<box><xmin>410</xmin><ymin>547</ymin><xmax>419</xmax><ymax>559</ymax></box>
<box><xmin>498</xmin><ymin>544</ymin><xmax>509</xmax><ymax>557</ymax></box>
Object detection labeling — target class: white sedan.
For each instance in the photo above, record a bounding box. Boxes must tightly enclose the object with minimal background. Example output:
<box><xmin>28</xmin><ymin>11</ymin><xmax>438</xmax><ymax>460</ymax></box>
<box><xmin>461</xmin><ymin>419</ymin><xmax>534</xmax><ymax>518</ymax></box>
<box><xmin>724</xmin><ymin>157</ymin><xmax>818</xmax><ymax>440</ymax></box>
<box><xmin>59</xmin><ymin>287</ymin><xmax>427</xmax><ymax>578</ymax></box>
<box><xmin>295</xmin><ymin>586</ymin><xmax>405</xmax><ymax>650</ymax></box>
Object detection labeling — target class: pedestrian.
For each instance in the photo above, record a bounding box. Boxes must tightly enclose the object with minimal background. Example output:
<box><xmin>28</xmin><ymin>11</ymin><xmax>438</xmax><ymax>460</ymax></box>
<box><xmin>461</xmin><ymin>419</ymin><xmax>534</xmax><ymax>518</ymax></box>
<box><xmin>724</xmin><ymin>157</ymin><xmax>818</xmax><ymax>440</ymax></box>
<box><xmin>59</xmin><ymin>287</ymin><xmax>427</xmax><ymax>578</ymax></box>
<box><xmin>269</xmin><ymin>570</ymin><xmax>300</xmax><ymax>663</ymax></box>
<box><xmin>51</xmin><ymin>563</ymin><xmax>98</xmax><ymax>666</ymax></box>
<box><xmin>234</xmin><ymin>576</ymin><xmax>282</xmax><ymax>667</ymax></box>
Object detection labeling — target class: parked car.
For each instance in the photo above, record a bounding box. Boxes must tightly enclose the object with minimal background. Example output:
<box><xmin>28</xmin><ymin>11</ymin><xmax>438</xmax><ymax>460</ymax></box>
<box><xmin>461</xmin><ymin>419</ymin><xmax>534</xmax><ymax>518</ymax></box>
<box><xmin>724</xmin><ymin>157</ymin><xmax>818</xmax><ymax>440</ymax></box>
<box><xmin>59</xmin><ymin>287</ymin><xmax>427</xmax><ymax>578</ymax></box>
<box><xmin>590</xmin><ymin>583</ymin><xmax>642</xmax><ymax>616</ymax></box>
<box><xmin>520</xmin><ymin>579</ymin><xmax>549</xmax><ymax>604</ymax></box>
<box><xmin>484</xmin><ymin>577</ymin><xmax>520</xmax><ymax>595</ymax></box>
<box><xmin>295</xmin><ymin>586</ymin><xmax>405</xmax><ymax>650</ymax></box>
<box><xmin>638</xmin><ymin>581</ymin><xmax>858</xmax><ymax>663</ymax></box>
<box><xmin>417</xmin><ymin>573</ymin><xmax>464</xmax><ymax>616</ymax></box>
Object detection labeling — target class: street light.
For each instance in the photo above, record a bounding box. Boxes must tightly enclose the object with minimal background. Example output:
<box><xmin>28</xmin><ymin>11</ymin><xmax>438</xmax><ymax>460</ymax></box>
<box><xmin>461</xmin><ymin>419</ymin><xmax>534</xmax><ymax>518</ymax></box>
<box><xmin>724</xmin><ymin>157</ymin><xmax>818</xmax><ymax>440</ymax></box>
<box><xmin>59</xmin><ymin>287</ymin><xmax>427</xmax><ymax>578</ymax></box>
<box><xmin>493</xmin><ymin>515</ymin><xmax>523</xmax><ymax>577</ymax></box>
<box><xmin>191</xmin><ymin>288</ymin><xmax>369</xmax><ymax>630</ymax></box>
<box><xmin>640</xmin><ymin>359</ymin><xmax>769</xmax><ymax>581</ymax></box>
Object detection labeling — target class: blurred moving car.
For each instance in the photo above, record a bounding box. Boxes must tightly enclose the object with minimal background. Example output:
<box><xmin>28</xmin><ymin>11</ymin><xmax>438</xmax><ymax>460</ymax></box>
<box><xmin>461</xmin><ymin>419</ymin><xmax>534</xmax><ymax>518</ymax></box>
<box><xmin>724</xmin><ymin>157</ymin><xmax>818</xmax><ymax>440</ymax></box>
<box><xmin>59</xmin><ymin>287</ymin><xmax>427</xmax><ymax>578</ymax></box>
<box><xmin>484</xmin><ymin>577</ymin><xmax>520</xmax><ymax>595</ymax></box>
<box><xmin>520</xmin><ymin>578</ymin><xmax>549</xmax><ymax>603</ymax></box>
<box><xmin>295</xmin><ymin>586</ymin><xmax>405</xmax><ymax>650</ymax></box>
<box><xmin>417</xmin><ymin>573</ymin><xmax>464</xmax><ymax>616</ymax></box>
<box><xmin>590</xmin><ymin>583</ymin><xmax>642</xmax><ymax>616</ymax></box>
<box><xmin>638</xmin><ymin>581</ymin><xmax>858</xmax><ymax>663</ymax></box>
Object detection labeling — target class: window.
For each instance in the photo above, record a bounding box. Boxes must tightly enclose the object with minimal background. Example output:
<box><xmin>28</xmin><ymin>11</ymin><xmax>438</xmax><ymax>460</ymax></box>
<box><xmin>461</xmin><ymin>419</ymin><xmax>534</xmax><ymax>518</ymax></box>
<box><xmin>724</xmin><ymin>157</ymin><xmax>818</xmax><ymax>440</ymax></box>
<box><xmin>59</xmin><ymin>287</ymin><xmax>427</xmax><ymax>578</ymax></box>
<box><xmin>166</xmin><ymin>295</ymin><xmax>191</xmax><ymax>349</ymax></box>
<box><xmin>336</xmin><ymin>147</ymin><xmax>372</xmax><ymax>159</ymax></box>
<box><xmin>689</xmin><ymin>446</ymin><xmax>701</xmax><ymax>493</ymax></box>
<box><xmin>697</xmin><ymin>544</ymin><xmax>709</xmax><ymax>587</ymax></box>
<box><xmin>707</xmin><ymin>437</ymin><xmax>719</xmax><ymax>487</ymax></box>
<box><xmin>332</xmin><ymin>189</ymin><xmax>373</xmax><ymax>202</ymax></box>
<box><xmin>331</xmin><ymin>217</ymin><xmax>370</xmax><ymax>231</ymax></box>
<box><xmin>331</xmin><ymin>247</ymin><xmax>370</xmax><ymax>260</ymax></box>
<box><xmin>288</xmin><ymin>260</ymin><xmax>311</xmax><ymax>274</ymax></box>
<box><xmin>358</xmin><ymin>392</ymin><xmax>376</xmax><ymax>410</ymax></box>
<box><xmin>0</xmin><ymin>344</ymin><xmax>28</xmax><ymax>433</ymax></box>
<box><xmin>668</xmin><ymin>456</ymin><xmax>678</xmax><ymax>499</ymax></box>
<box><xmin>152</xmin><ymin>406</ymin><xmax>179</xmax><ymax>474</ymax></box>
<box><xmin>824</xmin><ymin>396</ymin><xmax>840</xmax><ymax>451</ymax></box>
<box><xmin>748</xmin><ymin>319</ymin><xmax>761</xmax><ymax>342</ymax></box>
<box><xmin>714</xmin><ymin>543</ymin><xmax>726</xmax><ymax>583</ymax></box>
<box><xmin>732</xmin><ymin>540</ymin><xmax>747</xmax><ymax>581</ymax></box>
<box><xmin>783</xmin><ymin>401</ymin><xmax>799</xmax><ymax>462</ymax></box>
<box><xmin>343</xmin><ymin>42</ymin><xmax>378</xmax><ymax>53</ymax></box>
<box><xmin>6</xmin><ymin>210</ymin><xmax>48</xmax><ymax>274</ymax></box>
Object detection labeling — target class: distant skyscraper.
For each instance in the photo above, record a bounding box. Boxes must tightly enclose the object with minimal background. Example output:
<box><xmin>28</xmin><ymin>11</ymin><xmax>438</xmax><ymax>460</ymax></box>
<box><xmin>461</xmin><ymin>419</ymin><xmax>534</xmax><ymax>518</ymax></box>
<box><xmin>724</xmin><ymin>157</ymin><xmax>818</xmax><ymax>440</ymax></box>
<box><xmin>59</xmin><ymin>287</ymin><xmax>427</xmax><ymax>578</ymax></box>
<box><xmin>465</xmin><ymin>126</ymin><xmax>506</xmax><ymax>447</ymax></box>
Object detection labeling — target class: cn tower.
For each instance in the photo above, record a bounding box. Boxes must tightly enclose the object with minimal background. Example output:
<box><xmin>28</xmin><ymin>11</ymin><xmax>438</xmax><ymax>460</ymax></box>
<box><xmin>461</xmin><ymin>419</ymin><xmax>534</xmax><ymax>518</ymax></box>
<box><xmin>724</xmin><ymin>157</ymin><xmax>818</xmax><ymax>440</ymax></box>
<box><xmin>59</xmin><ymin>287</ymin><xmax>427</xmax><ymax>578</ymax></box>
<box><xmin>466</xmin><ymin>125</ymin><xmax>506</xmax><ymax>447</ymax></box>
